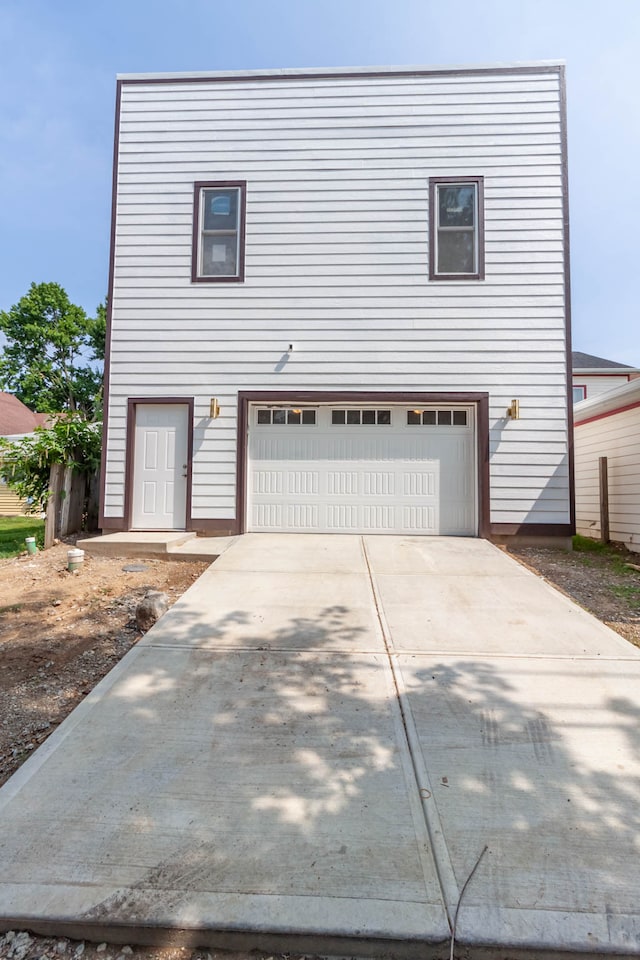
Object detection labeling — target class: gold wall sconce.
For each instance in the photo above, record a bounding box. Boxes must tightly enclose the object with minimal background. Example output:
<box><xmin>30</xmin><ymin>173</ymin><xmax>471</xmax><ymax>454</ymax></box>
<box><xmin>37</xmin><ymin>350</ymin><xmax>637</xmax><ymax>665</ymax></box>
<box><xmin>507</xmin><ymin>399</ymin><xmax>520</xmax><ymax>420</ymax></box>
<box><xmin>209</xmin><ymin>398</ymin><xmax>221</xmax><ymax>419</ymax></box>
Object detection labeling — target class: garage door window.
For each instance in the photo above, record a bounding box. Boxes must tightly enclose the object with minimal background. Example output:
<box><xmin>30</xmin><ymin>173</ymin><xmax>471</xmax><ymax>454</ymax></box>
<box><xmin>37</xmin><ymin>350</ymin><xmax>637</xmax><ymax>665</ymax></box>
<box><xmin>331</xmin><ymin>409</ymin><xmax>391</xmax><ymax>425</ymax></box>
<box><xmin>407</xmin><ymin>409</ymin><xmax>468</xmax><ymax>426</ymax></box>
<box><xmin>257</xmin><ymin>408</ymin><xmax>317</xmax><ymax>425</ymax></box>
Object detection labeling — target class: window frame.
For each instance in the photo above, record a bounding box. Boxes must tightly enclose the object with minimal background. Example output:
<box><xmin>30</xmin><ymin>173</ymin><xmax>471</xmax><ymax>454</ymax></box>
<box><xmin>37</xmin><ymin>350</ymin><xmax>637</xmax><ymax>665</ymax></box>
<box><xmin>429</xmin><ymin>176</ymin><xmax>485</xmax><ymax>281</ymax></box>
<box><xmin>256</xmin><ymin>407</ymin><xmax>318</xmax><ymax>426</ymax></box>
<box><xmin>407</xmin><ymin>408</ymin><xmax>469</xmax><ymax>426</ymax></box>
<box><xmin>330</xmin><ymin>409</ymin><xmax>393</xmax><ymax>426</ymax></box>
<box><xmin>191</xmin><ymin>180</ymin><xmax>246</xmax><ymax>283</ymax></box>
<box><xmin>573</xmin><ymin>385</ymin><xmax>587</xmax><ymax>404</ymax></box>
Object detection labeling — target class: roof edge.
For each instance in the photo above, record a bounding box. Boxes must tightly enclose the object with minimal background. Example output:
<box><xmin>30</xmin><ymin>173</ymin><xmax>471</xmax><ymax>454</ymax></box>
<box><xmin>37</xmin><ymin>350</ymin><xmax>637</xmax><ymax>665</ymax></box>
<box><xmin>116</xmin><ymin>60</ymin><xmax>565</xmax><ymax>83</ymax></box>
<box><xmin>574</xmin><ymin>367</ymin><xmax>640</xmax><ymax>375</ymax></box>
<box><xmin>574</xmin><ymin>378</ymin><xmax>640</xmax><ymax>423</ymax></box>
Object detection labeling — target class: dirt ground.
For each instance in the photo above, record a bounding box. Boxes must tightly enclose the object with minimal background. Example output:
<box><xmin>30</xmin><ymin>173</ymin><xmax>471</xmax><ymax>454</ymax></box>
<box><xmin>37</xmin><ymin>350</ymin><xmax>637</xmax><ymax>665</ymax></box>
<box><xmin>0</xmin><ymin>541</ymin><xmax>208</xmax><ymax>788</ymax></box>
<box><xmin>507</xmin><ymin>541</ymin><xmax>640</xmax><ymax>649</ymax></box>
<box><xmin>1</xmin><ymin>536</ymin><xmax>639</xmax><ymax>960</ymax></box>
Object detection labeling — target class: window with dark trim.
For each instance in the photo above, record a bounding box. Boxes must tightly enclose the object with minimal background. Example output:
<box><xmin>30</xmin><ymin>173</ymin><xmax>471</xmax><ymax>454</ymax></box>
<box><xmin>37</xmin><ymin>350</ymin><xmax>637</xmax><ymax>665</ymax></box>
<box><xmin>407</xmin><ymin>408</ymin><xmax>468</xmax><ymax>426</ymax></box>
<box><xmin>256</xmin><ymin>408</ymin><xmax>317</xmax><ymax>425</ymax></box>
<box><xmin>331</xmin><ymin>409</ymin><xmax>392</xmax><ymax>425</ymax></box>
<box><xmin>429</xmin><ymin>177</ymin><xmax>484</xmax><ymax>280</ymax></box>
<box><xmin>572</xmin><ymin>385</ymin><xmax>587</xmax><ymax>404</ymax></box>
<box><xmin>192</xmin><ymin>181</ymin><xmax>246</xmax><ymax>282</ymax></box>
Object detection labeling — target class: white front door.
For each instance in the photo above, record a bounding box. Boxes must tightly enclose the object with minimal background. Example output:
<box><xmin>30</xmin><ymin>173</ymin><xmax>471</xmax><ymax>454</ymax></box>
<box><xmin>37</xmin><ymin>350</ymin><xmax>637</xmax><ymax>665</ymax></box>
<box><xmin>132</xmin><ymin>403</ymin><xmax>189</xmax><ymax>530</ymax></box>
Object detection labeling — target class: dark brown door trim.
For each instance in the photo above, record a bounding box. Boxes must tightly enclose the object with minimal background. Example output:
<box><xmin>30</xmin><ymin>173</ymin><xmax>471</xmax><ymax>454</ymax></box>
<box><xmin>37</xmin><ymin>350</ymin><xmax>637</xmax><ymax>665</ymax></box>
<box><xmin>559</xmin><ymin>64</ymin><xmax>576</xmax><ymax>536</ymax></box>
<box><xmin>490</xmin><ymin>522</ymin><xmax>574</xmax><ymax>537</ymax></box>
<box><xmin>237</xmin><ymin>390</ymin><xmax>490</xmax><ymax>537</ymax></box>
<box><xmin>124</xmin><ymin>397</ymin><xmax>194</xmax><ymax>531</ymax></box>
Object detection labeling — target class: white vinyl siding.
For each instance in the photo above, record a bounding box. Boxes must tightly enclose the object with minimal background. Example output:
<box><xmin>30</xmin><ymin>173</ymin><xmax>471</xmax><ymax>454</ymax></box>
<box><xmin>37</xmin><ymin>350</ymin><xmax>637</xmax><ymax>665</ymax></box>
<box><xmin>104</xmin><ymin>66</ymin><xmax>570</xmax><ymax>527</ymax></box>
<box><xmin>575</xmin><ymin>407</ymin><xmax>640</xmax><ymax>552</ymax></box>
<box><xmin>572</xmin><ymin>375</ymin><xmax>631</xmax><ymax>401</ymax></box>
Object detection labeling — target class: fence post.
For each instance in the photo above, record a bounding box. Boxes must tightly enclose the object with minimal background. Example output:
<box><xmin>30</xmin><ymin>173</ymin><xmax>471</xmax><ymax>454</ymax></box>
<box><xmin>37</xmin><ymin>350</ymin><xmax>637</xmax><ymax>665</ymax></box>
<box><xmin>58</xmin><ymin>465</ymin><xmax>74</xmax><ymax>537</ymax></box>
<box><xmin>599</xmin><ymin>456</ymin><xmax>609</xmax><ymax>544</ymax></box>
<box><xmin>86</xmin><ymin>469</ymin><xmax>100</xmax><ymax>531</ymax></box>
<box><xmin>44</xmin><ymin>463</ymin><xmax>64</xmax><ymax>549</ymax></box>
<box><xmin>67</xmin><ymin>469</ymin><xmax>87</xmax><ymax>534</ymax></box>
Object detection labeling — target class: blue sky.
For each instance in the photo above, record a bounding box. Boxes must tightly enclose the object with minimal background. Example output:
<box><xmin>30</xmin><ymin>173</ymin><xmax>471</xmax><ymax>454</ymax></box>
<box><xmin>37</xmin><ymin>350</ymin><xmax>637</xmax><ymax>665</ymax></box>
<box><xmin>1</xmin><ymin>0</ymin><xmax>638</xmax><ymax>364</ymax></box>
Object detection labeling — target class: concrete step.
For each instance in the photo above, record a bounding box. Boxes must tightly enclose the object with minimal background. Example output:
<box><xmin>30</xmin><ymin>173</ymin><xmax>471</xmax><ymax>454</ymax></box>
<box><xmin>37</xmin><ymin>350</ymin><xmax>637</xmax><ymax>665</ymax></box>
<box><xmin>77</xmin><ymin>532</ymin><xmax>238</xmax><ymax>562</ymax></box>
<box><xmin>166</xmin><ymin>535</ymin><xmax>237</xmax><ymax>561</ymax></box>
<box><xmin>78</xmin><ymin>531</ymin><xmax>197</xmax><ymax>559</ymax></box>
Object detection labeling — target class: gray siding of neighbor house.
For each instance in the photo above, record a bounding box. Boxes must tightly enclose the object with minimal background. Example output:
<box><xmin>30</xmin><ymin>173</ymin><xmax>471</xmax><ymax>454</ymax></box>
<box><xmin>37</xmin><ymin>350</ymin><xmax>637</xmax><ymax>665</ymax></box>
<box><xmin>103</xmin><ymin>64</ymin><xmax>570</xmax><ymax>529</ymax></box>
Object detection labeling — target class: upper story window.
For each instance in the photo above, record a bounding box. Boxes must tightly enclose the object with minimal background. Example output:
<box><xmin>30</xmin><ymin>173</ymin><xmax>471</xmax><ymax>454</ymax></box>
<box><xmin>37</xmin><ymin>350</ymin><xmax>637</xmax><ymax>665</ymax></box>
<box><xmin>192</xmin><ymin>181</ymin><xmax>246</xmax><ymax>282</ymax></box>
<box><xmin>429</xmin><ymin>177</ymin><xmax>484</xmax><ymax>281</ymax></box>
<box><xmin>573</xmin><ymin>385</ymin><xmax>587</xmax><ymax>404</ymax></box>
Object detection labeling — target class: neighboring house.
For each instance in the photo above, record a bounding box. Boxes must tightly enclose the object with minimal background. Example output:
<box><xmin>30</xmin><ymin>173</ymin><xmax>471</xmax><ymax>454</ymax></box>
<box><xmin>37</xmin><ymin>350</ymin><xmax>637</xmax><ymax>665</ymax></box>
<box><xmin>572</xmin><ymin>351</ymin><xmax>640</xmax><ymax>404</ymax></box>
<box><xmin>0</xmin><ymin>393</ymin><xmax>48</xmax><ymax>515</ymax></box>
<box><xmin>101</xmin><ymin>61</ymin><xmax>572</xmax><ymax>543</ymax></box>
<box><xmin>574</xmin><ymin>379</ymin><xmax>640</xmax><ymax>553</ymax></box>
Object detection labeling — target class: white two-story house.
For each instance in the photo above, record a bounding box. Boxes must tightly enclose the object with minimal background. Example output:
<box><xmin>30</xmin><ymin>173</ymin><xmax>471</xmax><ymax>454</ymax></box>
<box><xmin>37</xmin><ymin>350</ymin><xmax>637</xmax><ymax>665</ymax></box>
<box><xmin>100</xmin><ymin>61</ymin><xmax>573</xmax><ymax>544</ymax></box>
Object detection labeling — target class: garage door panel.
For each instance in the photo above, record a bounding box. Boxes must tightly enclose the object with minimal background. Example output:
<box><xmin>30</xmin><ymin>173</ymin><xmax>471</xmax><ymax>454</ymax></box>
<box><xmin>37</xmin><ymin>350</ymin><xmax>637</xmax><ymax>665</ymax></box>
<box><xmin>327</xmin><ymin>504</ymin><xmax>359</xmax><ymax>529</ymax></box>
<box><xmin>288</xmin><ymin>503</ymin><xmax>320</xmax><ymax>529</ymax></box>
<box><xmin>403</xmin><ymin>469</ymin><xmax>437</xmax><ymax>497</ymax></box>
<box><xmin>403</xmin><ymin>505</ymin><xmax>437</xmax><ymax>532</ymax></box>
<box><xmin>253</xmin><ymin>470</ymin><xmax>284</xmax><ymax>495</ymax></box>
<box><xmin>363</xmin><ymin>471</ymin><xmax>396</xmax><ymax>496</ymax></box>
<box><xmin>248</xmin><ymin>405</ymin><xmax>476</xmax><ymax>536</ymax></box>
<box><xmin>328</xmin><ymin>472</ymin><xmax>358</xmax><ymax>496</ymax></box>
<box><xmin>287</xmin><ymin>471</ymin><xmax>319</xmax><ymax>496</ymax></box>
<box><xmin>253</xmin><ymin>503</ymin><xmax>283</xmax><ymax>529</ymax></box>
<box><xmin>363</xmin><ymin>505</ymin><xmax>396</xmax><ymax>530</ymax></box>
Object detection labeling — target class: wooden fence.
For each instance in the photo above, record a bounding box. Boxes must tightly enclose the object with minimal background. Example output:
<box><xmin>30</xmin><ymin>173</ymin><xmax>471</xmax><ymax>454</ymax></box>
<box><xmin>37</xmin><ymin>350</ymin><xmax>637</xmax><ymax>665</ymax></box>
<box><xmin>44</xmin><ymin>464</ymin><xmax>100</xmax><ymax>548</ymax></box>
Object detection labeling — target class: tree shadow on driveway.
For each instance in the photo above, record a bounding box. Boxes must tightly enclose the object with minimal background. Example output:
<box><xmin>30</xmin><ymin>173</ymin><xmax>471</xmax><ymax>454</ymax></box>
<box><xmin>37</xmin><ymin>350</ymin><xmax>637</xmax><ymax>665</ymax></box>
<box><xmin>1</xmin><ymin>594</ymin><xmax>639</xmax><ymax>954</ymax></box>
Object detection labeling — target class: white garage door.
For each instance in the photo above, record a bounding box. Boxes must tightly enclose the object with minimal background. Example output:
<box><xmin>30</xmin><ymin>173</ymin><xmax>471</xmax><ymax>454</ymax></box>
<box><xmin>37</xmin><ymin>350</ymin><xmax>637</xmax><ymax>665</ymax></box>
<box><xmin>247</xmin><ymin>404</ymin><xmax>476</xmax><ymax>535</ymax></box>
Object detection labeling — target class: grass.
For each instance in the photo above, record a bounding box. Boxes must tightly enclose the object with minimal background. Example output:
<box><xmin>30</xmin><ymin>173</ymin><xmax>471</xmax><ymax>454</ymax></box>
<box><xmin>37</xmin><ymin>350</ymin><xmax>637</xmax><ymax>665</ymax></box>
<box><xmin>0</xmin><ymin>516</ymin><xmax>45</xmax><ymax>559</ymax></box>
<box><xmin>572</xmin><ymin>534</ymin><xmax>635</xmax><ymax>575</ymax></box>
<box><xmin>610</xmin><ymin>583</ymin><xmax>640</xmax><ymax>609</ymax></box>
<box><xmin>573</xmin><ymin>534</ymin><xmax>614</xmax><ymax>554</ymax></box>
<box><xmin>572</xmin><ymin>535</ymin><xmax>640</xmax><ymax>613</ymax></box>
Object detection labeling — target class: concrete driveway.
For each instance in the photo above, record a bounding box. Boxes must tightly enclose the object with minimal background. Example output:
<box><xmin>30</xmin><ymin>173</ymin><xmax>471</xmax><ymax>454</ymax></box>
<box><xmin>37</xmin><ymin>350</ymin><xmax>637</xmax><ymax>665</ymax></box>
<box><xmin>1</xmin><ymin>535</ymin><xmax>639</xmax><ymax>958</ymax></box>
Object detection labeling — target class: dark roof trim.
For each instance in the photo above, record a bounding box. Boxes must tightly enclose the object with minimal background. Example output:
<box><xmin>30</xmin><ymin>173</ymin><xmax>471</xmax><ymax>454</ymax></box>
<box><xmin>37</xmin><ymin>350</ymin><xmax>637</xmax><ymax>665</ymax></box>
<box><xmin>559</xmin><ymin>64</ymin><xmax>575</xmax><ymax>534</ymax></box>
<box><xmin>117</xmin><ymin>63</ymin><xmax>564</xmax><ymax>87</ymax></box>
<box><xmin>98</xmin><ymin>79</ymin><xmax>122</xmax><ymax>530</ymax></box>
<box><xmin>572</xmin><ymin>351</ymin><xmax>636</xmax><ymax>370</ymax></box>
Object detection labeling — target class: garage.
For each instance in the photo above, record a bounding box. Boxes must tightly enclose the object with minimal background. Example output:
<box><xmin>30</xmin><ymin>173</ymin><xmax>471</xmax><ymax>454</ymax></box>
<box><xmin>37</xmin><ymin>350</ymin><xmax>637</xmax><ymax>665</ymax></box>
<box><xmin>247</xmin><ymin>403</ymin><xmax>477</xmax><ymax>535</ymax></box>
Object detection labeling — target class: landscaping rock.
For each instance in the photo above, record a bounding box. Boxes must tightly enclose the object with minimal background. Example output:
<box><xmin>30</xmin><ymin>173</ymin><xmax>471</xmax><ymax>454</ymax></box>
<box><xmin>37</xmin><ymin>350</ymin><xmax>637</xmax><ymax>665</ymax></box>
<box><xmin>135</xmin><ymin>591</ymin><xmax>169</xmax><ymax>632</ymax></box>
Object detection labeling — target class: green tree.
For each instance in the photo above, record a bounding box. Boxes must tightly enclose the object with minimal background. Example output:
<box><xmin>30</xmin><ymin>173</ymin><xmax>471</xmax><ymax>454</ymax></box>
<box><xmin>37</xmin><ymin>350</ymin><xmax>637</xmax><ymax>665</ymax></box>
<box><xmin>0</xmin><ymin>413</ymin><xmax>102</xmax><ymax>511</ymax></box>
<box><xmin>0</xmin><ymin>282</ymin><xmax>105</xmax><ymax>419</ymax></box>
<box><xmin>87</xmin><ymin>298</ymin><xmax>107</xmax><ymax>362</ymax></box>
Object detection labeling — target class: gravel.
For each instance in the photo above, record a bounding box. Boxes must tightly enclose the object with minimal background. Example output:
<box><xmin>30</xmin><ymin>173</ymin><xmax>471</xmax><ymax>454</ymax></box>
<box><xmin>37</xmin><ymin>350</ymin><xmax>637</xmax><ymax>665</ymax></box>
<box><xmin>0</xmin><ymin>933</ymin><xmax>311</xmax><ymax>960</ymax></box>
